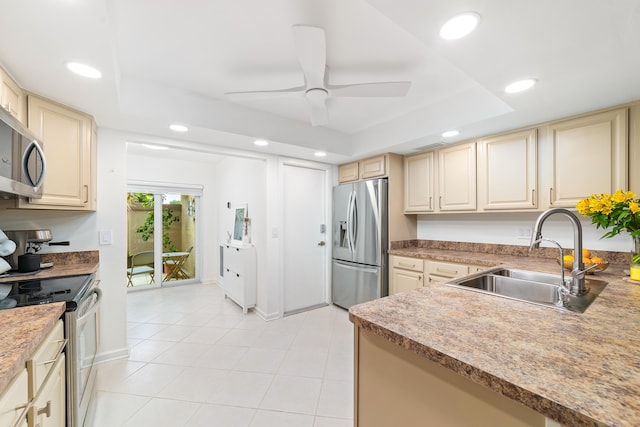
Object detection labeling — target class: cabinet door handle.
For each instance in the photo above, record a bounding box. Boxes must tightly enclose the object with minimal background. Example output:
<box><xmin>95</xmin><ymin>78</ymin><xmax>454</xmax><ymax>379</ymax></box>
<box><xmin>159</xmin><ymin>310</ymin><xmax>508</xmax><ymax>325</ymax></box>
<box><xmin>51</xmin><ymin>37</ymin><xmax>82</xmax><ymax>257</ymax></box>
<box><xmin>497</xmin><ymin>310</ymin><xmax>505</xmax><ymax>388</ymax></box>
<box><xmin>37</xmin><ymin>400</ymin><xmax>52</xmax><ymax>418</ymax></box>
<box><xmin>549</xmin><ymin>187</ymin><xmax>553</xmax><ymax>205</ymax></box>
<box><xmin>532</xmin><ymin>189</ymin><xmax>536</xmax><ymax>205</ymax></box>
<box><xmin>428</xmin><ymin>196</ymin><xmax>432</xmax><ymax>210</ymax></box>
<box><xmin>84</xmin><ymin>185</ymin><xmax>89</xmax><ymax>203</ymax></box>
<box><xmin>439</xmin><ymin>196</ymin><xmax>442</xmax><ymax>209</ymax></box>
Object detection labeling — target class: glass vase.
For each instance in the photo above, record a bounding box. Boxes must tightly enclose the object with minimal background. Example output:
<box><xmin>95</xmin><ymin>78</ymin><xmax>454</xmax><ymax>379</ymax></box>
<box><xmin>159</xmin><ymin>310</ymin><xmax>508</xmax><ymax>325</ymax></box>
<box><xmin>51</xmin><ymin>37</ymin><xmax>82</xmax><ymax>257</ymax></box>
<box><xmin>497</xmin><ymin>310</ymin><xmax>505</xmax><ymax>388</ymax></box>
<box><xmin>631</xmin><ymin>236</ymin><xmax>640</xmax><ymax>281</ymax></box>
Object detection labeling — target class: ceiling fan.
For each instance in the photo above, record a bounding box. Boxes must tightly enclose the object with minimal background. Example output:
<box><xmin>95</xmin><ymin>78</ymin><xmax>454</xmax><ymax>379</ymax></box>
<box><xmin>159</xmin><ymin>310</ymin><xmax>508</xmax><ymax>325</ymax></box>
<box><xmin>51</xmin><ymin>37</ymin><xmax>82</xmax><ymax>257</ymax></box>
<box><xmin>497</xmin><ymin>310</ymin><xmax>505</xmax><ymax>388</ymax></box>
<box><xmin>225</xmin><ymin>25</ymin><xmax>411</xmax><ymax>126</ymax></box>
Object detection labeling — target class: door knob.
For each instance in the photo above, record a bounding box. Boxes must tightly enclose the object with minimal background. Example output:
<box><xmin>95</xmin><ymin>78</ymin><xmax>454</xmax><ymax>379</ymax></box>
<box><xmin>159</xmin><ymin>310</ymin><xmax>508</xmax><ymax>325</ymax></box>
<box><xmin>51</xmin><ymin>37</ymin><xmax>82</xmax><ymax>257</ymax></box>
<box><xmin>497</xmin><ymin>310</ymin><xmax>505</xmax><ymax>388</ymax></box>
<box><xmin>317</xmin><ymin>241</ymin><xmax>326</xmax><ymax>246</ymax></box>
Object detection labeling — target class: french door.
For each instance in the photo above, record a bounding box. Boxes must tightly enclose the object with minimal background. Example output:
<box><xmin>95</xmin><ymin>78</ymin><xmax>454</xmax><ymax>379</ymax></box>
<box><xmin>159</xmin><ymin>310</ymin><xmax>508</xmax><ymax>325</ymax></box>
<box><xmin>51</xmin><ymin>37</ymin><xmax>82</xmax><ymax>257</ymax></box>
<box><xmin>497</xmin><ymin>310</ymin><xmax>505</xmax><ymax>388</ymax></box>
<box><xmin>126</xmin><ymin>181</ymin><xmax>201</xmax><ymax>289</ymax></box>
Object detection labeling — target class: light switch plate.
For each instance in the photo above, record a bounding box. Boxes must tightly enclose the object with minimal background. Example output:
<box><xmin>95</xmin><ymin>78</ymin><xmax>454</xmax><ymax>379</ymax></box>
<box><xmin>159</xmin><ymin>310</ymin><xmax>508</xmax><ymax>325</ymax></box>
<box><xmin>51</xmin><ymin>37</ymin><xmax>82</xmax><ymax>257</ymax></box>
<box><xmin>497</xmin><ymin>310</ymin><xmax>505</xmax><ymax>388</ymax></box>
<box><xmin>99</xmin><ymin>229</ymin><xmax>113</xmax><ymax>245</ymax></box>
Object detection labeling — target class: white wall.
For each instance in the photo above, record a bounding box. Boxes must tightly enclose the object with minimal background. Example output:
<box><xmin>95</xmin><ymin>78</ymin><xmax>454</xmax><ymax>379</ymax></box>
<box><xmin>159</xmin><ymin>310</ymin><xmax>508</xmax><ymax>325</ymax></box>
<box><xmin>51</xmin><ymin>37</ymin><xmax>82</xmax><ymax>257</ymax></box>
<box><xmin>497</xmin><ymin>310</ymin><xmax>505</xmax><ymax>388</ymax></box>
<box><xmin>416</xmin><ymin>211</ymin><xmax>633</xmax><ymax>252</ymax></box>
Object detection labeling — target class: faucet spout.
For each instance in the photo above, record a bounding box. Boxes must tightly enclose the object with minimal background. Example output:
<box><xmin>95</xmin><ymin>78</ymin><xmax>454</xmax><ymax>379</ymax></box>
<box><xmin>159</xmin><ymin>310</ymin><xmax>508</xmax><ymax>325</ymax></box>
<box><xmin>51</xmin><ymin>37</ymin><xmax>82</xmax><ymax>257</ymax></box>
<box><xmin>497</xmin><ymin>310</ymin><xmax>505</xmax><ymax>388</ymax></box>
<box><xmin>529</xmin><ymin>208</ymin><xmax>589</xmax><ymax>296</ymax></box>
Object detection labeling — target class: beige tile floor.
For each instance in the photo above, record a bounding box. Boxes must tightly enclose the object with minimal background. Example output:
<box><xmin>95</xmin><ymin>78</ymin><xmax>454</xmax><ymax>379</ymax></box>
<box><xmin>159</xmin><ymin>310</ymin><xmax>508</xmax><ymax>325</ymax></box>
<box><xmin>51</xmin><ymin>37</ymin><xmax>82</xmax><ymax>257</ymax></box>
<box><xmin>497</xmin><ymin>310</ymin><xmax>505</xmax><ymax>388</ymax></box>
<box><xmin>91</xmin><ymin>283</ymin><xmax>354</xmax><ymax>427</ymax></box>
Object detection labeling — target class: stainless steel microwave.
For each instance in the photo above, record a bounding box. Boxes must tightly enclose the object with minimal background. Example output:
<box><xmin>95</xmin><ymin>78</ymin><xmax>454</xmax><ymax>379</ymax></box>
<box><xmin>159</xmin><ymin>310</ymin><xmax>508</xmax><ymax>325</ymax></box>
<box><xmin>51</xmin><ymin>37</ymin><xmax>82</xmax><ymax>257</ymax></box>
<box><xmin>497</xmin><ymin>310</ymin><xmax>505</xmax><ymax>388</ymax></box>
<box><xmin>0</xmin><ymin>107</ymin><xmax>46</xmax><ymax>198</ymax></box>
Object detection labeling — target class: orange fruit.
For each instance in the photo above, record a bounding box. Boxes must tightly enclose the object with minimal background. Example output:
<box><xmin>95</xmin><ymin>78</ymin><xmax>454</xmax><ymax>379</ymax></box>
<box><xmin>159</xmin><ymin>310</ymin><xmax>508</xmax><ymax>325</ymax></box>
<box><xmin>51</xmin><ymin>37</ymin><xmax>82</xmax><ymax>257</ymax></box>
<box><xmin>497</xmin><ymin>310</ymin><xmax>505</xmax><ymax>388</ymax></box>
<box><xmin>591</xmin><ymin>256</ymin><xmax>605</xmax><ymax>264</ymax></box>
<box><xmin>571</xmin><ymin>248</ymin><xmax>592</xmax><ymax>259</ymax></box>
<box><xmin>563</xmin><ymin>255</ymin><xmax>574</xmax><ymax>269</ymax></box>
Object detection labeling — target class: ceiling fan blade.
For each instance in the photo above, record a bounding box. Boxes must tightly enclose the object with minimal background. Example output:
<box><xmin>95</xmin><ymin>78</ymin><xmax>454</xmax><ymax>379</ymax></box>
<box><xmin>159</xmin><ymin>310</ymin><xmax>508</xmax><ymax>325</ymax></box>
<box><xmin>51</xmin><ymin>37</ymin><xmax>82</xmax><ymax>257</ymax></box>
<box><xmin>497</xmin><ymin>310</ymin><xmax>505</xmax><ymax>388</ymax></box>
<box><xmin>328</xmin><ymin>81</ymin><xmax>411</xmax><ymax>97</ymax></box>
<box><xmin>292</xmin><ymin>25</ymin><xmax>326</xmax><ymax>89</ymax></box>
<box><xmin>225</xmin><ymin>86</ymin><xmax>305</xmax><ymax>101</ymax></box>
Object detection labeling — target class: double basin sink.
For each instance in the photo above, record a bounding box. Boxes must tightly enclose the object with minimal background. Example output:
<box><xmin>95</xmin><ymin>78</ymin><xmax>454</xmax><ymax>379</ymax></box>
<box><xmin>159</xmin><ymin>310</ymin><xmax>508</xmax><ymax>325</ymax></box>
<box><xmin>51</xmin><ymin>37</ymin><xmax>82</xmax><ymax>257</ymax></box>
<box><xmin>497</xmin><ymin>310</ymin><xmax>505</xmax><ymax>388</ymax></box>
<box><xmin>446</xmin><ymin>267</ymin><xmax>607</xmax><ymax>313</ymax></box>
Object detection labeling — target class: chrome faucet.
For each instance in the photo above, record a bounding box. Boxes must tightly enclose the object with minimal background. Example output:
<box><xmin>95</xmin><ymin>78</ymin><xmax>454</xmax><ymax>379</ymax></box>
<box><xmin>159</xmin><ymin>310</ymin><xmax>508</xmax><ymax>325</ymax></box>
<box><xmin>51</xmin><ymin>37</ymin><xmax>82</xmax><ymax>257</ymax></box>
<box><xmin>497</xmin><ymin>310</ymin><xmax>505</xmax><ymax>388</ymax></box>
<box><xmin>529</xmin><ymin>208</ymin><xmax>593</xmax><ymax>296</ymax></box>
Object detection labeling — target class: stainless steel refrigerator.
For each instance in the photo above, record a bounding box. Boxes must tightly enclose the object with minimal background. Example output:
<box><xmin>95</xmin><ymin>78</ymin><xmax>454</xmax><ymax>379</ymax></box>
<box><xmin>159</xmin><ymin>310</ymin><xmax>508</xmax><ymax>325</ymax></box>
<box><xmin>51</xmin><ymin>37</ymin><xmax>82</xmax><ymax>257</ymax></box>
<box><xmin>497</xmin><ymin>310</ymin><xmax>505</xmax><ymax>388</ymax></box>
<box><xmin>332</xmin><ymin>178</ymin><xmax>388</xmax><ymax>309</ymax></box>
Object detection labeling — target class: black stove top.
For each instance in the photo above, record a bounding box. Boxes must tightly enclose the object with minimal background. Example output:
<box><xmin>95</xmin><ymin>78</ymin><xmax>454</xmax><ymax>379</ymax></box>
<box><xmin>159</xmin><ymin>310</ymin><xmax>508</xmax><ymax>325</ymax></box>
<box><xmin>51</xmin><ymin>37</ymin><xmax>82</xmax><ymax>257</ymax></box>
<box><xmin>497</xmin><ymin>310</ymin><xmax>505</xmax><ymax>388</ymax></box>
<box><xmin>0</xmin><ymin>274</ymin><xmax>94</xmax><ymax>311</ymax></box>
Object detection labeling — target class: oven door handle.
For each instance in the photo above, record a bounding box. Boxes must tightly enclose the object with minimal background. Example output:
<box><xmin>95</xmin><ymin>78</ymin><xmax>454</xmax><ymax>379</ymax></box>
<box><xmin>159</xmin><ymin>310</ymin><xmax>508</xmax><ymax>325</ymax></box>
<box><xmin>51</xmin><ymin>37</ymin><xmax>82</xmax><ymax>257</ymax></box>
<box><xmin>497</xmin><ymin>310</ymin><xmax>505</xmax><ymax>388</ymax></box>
<box><xmin>77</xmin><ymin>287</ymin><xmax>102</xmax><ymax>322</ymax></box>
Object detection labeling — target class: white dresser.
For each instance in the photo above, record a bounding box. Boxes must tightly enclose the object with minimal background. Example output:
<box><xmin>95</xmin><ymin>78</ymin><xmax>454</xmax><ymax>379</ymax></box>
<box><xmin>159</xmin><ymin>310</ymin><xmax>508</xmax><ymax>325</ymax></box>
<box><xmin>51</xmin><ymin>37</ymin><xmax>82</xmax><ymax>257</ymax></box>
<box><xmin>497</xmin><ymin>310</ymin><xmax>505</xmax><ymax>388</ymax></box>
<box><xmin>221</xmin><ymin>243</ymin><xmax>256</xmax><ymax>314</ymax></box>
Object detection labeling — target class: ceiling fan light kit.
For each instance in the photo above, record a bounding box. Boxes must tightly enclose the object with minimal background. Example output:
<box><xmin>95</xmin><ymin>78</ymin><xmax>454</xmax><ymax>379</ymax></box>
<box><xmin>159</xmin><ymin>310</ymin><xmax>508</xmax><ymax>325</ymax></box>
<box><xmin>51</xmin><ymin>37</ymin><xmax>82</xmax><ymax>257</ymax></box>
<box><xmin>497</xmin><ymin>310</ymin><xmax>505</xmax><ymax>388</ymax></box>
<box><xmin>225</xmin><ymin>24</ymin><xmax>412</xmax><ymax>127</ymax></box>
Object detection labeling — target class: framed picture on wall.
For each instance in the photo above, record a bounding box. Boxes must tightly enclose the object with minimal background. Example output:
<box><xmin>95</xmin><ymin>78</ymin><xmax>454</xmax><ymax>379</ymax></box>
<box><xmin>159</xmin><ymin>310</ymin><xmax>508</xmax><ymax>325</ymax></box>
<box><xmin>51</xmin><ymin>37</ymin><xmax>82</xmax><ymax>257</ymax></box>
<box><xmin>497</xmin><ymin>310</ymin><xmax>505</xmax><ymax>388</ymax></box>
<box><xmin>232</xmin><ymin>203</ymin><xmax>248</xmax><ymax>244</ymax></box>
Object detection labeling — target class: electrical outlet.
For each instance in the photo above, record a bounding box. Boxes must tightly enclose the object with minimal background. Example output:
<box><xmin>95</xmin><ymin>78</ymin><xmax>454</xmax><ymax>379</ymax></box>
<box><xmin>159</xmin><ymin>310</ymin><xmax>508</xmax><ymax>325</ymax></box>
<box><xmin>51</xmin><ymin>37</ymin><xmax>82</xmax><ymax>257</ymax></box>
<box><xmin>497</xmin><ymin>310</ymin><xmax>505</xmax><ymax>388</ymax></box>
<box><xmin>516</xmin><ymin>227</ymin><xmax>532</xmax><ymax>239</ymax></box>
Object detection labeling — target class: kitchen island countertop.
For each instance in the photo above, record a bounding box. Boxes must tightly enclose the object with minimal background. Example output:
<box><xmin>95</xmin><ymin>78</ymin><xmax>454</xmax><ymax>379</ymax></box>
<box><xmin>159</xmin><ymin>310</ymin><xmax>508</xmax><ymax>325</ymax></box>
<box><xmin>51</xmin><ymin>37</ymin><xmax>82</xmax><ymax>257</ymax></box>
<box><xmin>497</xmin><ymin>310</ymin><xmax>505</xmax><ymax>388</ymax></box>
<box><xmin>351</xmin><ymin>245</ymin><xmax>640</xmax><ymax>426</ymax></box>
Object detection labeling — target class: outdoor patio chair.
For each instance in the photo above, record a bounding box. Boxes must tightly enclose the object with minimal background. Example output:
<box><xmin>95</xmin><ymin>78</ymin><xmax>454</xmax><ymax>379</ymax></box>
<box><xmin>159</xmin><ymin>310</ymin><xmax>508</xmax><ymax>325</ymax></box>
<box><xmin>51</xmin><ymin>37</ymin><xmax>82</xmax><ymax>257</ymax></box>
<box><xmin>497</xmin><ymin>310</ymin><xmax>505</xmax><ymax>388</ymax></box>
<box><xmin>127</xmin><ymin>251</ymin><xmax>155</xmax><ymax>286</ymax></box>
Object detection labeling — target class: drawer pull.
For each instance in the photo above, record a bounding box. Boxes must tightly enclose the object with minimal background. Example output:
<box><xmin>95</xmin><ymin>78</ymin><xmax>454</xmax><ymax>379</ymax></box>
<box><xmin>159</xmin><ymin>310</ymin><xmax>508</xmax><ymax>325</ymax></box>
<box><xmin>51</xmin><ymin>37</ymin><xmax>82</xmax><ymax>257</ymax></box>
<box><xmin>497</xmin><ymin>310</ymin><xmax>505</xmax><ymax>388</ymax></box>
<box><xmin>436</xmin><ymin>268</ymin><xmax>458</xmax><ymax>275</ymax></box>
<box><xmin>398</xmin><ymin>262</ymin><xmax>416</xmax><ymax>268</ymax></box>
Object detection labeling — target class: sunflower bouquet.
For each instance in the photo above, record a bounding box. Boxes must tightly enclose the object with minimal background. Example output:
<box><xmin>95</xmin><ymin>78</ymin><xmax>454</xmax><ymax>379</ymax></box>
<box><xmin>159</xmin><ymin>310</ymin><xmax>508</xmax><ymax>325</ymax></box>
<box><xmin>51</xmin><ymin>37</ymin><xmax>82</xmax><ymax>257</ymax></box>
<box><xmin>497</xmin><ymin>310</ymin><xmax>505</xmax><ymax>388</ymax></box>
<box><xmin>576</xmin><ymin>190</ymin><xmax>640</xmax><ymax>264</ymax></box>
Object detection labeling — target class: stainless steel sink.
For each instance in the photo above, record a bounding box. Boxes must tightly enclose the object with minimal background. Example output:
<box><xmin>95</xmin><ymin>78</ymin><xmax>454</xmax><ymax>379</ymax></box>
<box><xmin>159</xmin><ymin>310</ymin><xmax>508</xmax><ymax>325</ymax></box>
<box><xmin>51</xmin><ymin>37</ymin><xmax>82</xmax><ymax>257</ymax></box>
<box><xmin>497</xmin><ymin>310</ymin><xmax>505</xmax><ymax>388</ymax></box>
<box><xmin>446</xmin><ymin>267</ymin><xmax>607</xmax><ymax>313</ymax></box>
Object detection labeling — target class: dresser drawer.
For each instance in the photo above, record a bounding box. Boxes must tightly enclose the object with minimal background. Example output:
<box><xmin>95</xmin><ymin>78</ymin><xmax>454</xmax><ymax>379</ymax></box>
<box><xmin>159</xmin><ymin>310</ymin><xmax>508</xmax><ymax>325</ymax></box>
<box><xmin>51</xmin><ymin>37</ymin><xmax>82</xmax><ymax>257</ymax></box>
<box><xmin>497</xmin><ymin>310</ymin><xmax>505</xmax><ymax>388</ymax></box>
<box><xmin>427</xmin><ymin>260</ymin><xmax>468</xmax><ymax>278</ymax></box>
<box><xmin>391</xmin><ymin>256</ymin><xmax>424</xmax><ymax>273</ymax></box>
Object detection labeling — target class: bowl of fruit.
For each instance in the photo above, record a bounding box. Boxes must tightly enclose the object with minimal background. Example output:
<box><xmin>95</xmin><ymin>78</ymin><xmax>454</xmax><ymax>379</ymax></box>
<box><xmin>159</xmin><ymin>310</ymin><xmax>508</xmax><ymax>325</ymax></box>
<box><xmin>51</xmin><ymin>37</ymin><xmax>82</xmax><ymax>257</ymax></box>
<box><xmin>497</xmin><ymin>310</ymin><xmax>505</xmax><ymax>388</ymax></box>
<box><xmin>558</xmin><ymin>248</ymin><xmax>608</xmax><ymax>274</ymax></box>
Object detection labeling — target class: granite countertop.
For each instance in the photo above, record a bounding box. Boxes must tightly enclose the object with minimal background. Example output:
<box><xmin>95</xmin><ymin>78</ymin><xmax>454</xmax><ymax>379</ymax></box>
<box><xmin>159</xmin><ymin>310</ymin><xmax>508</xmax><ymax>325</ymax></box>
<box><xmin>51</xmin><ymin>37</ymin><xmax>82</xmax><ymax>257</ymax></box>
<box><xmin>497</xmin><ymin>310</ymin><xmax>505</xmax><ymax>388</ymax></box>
<box><xmin>0</xmin><ymin>250</ymin><xmax>99</xmax><ymax>283</ymax></box>
<box><xmin>350</xmin><ymin>244</ymin><xmax>640</xmax><ymax>427</ymax></box>
<box><xmin>0</xmin><ymin>303</ymin><xmax>66</xmax><ymax>393</ymax></box>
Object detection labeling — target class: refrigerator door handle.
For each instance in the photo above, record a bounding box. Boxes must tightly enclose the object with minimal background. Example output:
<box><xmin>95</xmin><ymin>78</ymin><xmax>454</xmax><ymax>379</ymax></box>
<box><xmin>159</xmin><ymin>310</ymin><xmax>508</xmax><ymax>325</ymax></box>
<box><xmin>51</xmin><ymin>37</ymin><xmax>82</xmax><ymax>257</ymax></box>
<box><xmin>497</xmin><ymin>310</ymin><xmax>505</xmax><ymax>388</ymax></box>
<box><xmin>349</xmin><ymin>191</ymin><xmax>358</xmax><ymax>252</ymax></box>
<box><xmin>334</xmin><ymin>260</ymin><xmax>379</xmax><ymax>274</ymax></box>
<box><xmin>346</xmin><ymin>191</ymin><xmax>355</xmax><ymax>253</ymax></box>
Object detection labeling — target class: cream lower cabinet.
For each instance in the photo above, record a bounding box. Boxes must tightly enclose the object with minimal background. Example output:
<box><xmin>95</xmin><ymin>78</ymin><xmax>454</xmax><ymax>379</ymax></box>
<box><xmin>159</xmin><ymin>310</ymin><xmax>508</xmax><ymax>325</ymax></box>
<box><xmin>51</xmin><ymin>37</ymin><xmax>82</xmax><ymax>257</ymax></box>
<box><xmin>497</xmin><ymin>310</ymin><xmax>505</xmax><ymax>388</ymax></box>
<box><xmin>28</xmin><ymin>354</ymin><xmax>65</xmax><ymax>427</ymax></box>
<box><xmin>427</xmin><ymin>260</ymin><xmax>470</xmax><ymax>285</ymax></box>
<box><xmin>478</xmin><ymin>129</ymin><xmax>538</xmax><ymax>210</ymax></box>
<box><xmin>27</xmin><ymin>320</ymin><xmax>65</xmax><ymax>427</ymax></box>
<box><xmin>0</xmin><ymin>369</ymin><xmax>28</xmax><ymax>427</ymax></box>
<box><xmin>0</xmin><ymin>321</ymin><xmax>65</xmax><ymax>427</ymax></box>
<box><xmin>222</xmin><ymin>244</ymin><xmax>256</xmax><ymax>314</ymax></box>
<box><xmin>20</xmin><ymin>95</ymin><xmax>96</xmax><ymax>210</ymax></box>
<box><xmin>354</xmin><ymin>327</ymin><xmax>558</xmax><ymax>427</ymax></box>
<box><xmin>547</xmin><ymin>107</ymin><xmax>627</xmax><ymax>208</ymax></box>
<box><xmin>389</xmin><ymin>256</ymin><xmax>424</xmax><ymax>295</ymax></box>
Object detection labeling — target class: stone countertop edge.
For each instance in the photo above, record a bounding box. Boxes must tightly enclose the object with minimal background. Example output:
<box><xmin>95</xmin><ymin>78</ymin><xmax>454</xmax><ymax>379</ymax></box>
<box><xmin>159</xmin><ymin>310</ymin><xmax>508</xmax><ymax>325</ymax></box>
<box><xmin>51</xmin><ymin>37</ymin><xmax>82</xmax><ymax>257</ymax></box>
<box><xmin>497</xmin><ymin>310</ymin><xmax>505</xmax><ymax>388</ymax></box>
<box><xmin>350</xmin><ymin>246</ymin><xmax>640</xmax><ymax>427</ymax></box>
<box><xmin>0</xmin><ymin>303</ymin><xmax>66</xmax><ymax>394</ymax></box>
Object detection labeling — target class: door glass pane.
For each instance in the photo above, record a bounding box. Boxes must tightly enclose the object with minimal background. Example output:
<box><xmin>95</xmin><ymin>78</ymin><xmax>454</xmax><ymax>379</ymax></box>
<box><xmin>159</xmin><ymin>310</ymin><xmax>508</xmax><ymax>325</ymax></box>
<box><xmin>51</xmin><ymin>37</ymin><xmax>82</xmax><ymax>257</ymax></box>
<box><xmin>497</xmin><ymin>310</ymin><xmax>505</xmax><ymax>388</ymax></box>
<box><xmin>161</xmin><ymin>193</ymin><xmax>196</xmax><ymax>282</ymax></box>
<box><xmin>127</xmin><ymin>192</ymin><xmax>156</xmax><ymax>288</ymax></box>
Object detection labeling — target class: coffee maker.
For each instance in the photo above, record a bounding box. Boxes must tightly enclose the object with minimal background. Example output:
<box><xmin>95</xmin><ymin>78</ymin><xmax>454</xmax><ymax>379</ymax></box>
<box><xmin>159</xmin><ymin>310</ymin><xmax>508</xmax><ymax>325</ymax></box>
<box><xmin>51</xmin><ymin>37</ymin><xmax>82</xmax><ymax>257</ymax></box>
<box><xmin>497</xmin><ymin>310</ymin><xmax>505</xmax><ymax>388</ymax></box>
<box><xmin>2</xmin><ymin>229</ymin><xmax>52</xmax><ymax>272</ymax></box>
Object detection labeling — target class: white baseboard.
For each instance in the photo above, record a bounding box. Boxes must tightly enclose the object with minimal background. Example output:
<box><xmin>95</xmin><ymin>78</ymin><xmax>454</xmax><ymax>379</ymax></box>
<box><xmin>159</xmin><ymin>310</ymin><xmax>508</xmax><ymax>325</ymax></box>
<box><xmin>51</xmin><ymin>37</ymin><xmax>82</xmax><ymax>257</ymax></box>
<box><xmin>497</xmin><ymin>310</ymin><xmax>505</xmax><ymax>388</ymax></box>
<box><xmin>94</xmin><ymin>347</ymin><xmax>129</xmax><ymax>365</ymax></box>
<box><xmin>255</xmin><ymin>306</ymin><xmax>281</xmax><ymax>321</ymax></box>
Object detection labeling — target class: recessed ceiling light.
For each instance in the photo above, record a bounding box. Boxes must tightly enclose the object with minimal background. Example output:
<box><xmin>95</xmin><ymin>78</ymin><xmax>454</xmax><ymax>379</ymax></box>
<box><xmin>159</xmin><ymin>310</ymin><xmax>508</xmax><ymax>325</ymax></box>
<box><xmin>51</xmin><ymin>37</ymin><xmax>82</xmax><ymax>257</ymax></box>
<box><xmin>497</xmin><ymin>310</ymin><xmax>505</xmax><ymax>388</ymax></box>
<box><xmin>66</xmin><ymin>62</ymin><xmax>102</xmax><ymax>79</ymax></box>
<box><xmin>505</xmin><ymin>79</ymin><xmax>537</xmax><ymax>94</ymax></box>
<box><xmin>142</xmin><ymin>144</ymin><xmax>169</xmax><ymax>150</ymax></box>
<box><xmin>442</xmin><ymin>130</ymin><xmax>460</xmax><ymax>138</ymax></box>
<box><xmin>440</xmin><ymin>12</ymin><xmax>480</xmax><ymax>40</ymax></box>
<box><xmin>314</xmin><ymin>151</ymin><xmax>327</xmax><ymax>157</ymax></box>
<box><xmin>254</xmin><ymin>139</ymin><xmax>269</xmax><ymax>146</ymax></box>
<box><xmin>169</xmin><ymin>124</ymin><xmax>188</xmax><ymax>132</ymax></box>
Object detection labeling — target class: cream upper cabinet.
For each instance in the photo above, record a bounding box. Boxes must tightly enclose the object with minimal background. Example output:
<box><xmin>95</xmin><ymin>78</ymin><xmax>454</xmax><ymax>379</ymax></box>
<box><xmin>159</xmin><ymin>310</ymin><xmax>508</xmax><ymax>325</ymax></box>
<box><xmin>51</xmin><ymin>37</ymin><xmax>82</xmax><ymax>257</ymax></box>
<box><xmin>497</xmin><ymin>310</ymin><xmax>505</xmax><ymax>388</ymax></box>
<box><xmin>477</xmin><ymin>129</ymin><xmax>538</xmax><ymax>210</ymax></box>
<box><xmin>546</xmin><ymin>108</ymin><xmax>628</xmax><ymax>208</ymax></box>
<box><xmin>338</xmin><ymin>162</ymin><xmax>359</xmax><ymax>183</ymax></box>
<box><xmin>0</xmin><ymin>67</ymin><xmax>25</xmax><ymax>124</ymax></box>
<box><xmin>360</xmin><ymin>155</ymin><xmax>386</xmax><ymax>179</ymax></box>
<box><xmin>404</xmin><ymin>152</ymin><xmax>435</xmax><ymax>213</ymax></box>
<box><xmin>20</xmin><ymin>95</ymin><xmax>96</xmax><ymax>210</ymax></box>
<box><xmin>438</xmin><ymin>142</ymin><xmax>477</xmax><ymax>211</ymax></box>
<box><xmin>338</xmin><ymin>155</ymin><xmax>387</xmax><ymax>183</ymax></box>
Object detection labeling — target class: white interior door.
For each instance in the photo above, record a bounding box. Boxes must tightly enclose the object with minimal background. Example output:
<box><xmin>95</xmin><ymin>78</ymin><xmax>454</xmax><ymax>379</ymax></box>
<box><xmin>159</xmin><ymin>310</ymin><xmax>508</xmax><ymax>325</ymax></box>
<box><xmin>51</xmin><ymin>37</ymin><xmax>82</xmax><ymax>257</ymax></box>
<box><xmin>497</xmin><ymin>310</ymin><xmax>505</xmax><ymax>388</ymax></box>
<box><xmin>283</xmin><ymin>163</ymin><xmax>328</xmax><ymax>314</ymax></box>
